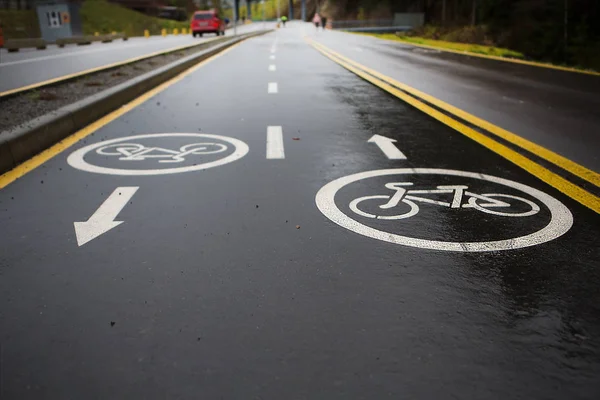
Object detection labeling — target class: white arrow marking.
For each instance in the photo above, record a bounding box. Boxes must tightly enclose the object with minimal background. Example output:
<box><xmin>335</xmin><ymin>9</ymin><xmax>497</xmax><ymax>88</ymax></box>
<box><xmin>74</xmin><ymin>187</ymin><xmax>138</xmax><ymax>246</ymax></box>
<box><xmin>368</xmin><ymin>134</ymin><xmax>407</xmax><ymax>160</ymax></box>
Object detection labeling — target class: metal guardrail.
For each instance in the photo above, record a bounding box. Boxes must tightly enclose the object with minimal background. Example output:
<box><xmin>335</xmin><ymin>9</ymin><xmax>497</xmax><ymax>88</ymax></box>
<box><xmin>342</xmin><ymin>26</ymin><xmax>412</xmax><ymax>33</ymax></box>
<box><xmin>4</xmin><ymin>38</ymin><xmax>47</xmax><ymax>52</ymax></box>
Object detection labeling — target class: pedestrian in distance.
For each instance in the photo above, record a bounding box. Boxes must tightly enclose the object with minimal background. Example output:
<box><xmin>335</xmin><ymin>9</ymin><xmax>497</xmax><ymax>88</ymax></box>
<box><xmin>321</xmin><ymin>15</ymin><xmax>328</xmax><ymax>30</ymax></box>
<box><xmin>313</xmin><ymin>13</ymin><xmax>321</xmax><ymax>30</ymax></box>
<box><xmin>281</xmin><ymin>15</ymin><xmax>288</xmax><ymax>27</ymax></box>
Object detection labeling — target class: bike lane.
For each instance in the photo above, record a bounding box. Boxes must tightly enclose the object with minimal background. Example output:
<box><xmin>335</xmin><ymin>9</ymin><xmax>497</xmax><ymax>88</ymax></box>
<box><xmin>0</xmin><ymin>26</ymin><xmax>599</xmax><ymax>399</ymax></box>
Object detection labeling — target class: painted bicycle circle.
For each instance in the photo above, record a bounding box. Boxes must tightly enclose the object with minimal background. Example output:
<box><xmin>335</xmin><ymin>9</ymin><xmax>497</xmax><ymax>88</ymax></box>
<box><xmin>67</xmin><ymin>133</ymin><xmax>249</xmax><ymax>176</ymax></box>
<box><xmin>315</xmin><ymin>168</ymin><xmax>573</xmax><ymax>252</ymax></box>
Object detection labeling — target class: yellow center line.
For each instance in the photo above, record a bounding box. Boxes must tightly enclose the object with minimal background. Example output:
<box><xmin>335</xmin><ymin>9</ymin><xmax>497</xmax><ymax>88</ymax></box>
<box><xmin>306</xmin><ymin>38</ymin><xmax>600</xmax><ymax>214</ymax></box>
<box><xmin>308</xmin><ymin>38</ymin><xmax>600</xmax><ymax>189</ymax></box>
<box><xmin>0</xmin><ymin>42</ymin><xmax>242</xmax><ymax>191</ymax></box>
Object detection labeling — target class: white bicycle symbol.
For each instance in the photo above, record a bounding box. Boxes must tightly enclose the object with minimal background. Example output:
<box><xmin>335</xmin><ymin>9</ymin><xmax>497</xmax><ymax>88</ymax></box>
<box><xmin>315</xmin><ymin>169</ymin><xmax>573</xmax><ymax>252</ymax></box>
<box><xmin>350</xmin><ymin>182</ymin><xmax>540</xmax><ymax>219</ymax></box>
<box><xmin>96</xmin><ymin>142</ymin><xmax>228</xmax><ymax>163</ymax></box>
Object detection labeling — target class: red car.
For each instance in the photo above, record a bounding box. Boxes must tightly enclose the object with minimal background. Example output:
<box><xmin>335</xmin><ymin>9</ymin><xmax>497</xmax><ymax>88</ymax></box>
<box><xmin>191</xmin><ymin>10</ymin><xmax>226</xmax><ymax>37</ymax></box>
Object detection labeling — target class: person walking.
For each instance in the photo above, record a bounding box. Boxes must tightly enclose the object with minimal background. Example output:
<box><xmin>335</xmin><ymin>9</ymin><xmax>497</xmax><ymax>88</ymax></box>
<box><xmin>321</xmin><ymin>15</ymin><xmax>328</xmax><ymax>30</ymax></box>
<box><xmin>312</xmin><ymin>13</ymin><xmax>321</xmax><ymax>30</ymax></box>
<box><xmin>281</xmin><ymin>15</ymin><xmax>288</xmax><ymax>27</ymax></box>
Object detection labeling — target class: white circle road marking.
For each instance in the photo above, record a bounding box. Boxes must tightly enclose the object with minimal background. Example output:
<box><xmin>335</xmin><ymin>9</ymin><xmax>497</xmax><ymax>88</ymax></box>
<box><xmin>67</xmin><ymin>133</ymin><xmax>249</xmax><ymax>176</ymax></box>
<box><xmin>315</xmin><ymin>168</ymin><xmax>573</xmax><ymax>252</ymax></box>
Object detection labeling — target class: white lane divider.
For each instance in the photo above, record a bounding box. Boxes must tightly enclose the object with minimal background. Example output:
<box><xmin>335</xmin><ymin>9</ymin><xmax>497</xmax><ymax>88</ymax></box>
<box><xmin>270</xmin><ymin>55</ymin><xmax>276</xmax><ymax>60</ymax></box>
<box><xmin>74</xmin><ymin>186</ymin><xmax>138</xmax><ymax>246</ymax></box>
<box><xmin>268</xmin><ymin>82</ymin><xmax>278</xmax><ymax>94</ymax></box>
<box><xmin>266</xmin><ymin>126</ymin><xmax>285</xmax><ymax>159</ymax></box>
<box><xmin>269</xmin><ymin>64</ymin><xmax>276</xmax><ymax>71</ymax></box>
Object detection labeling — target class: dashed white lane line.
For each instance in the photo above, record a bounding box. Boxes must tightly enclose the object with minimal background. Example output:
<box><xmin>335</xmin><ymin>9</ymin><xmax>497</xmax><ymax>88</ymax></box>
<box><xmin>266</xmin><ymin>126</ymin><xmax>285</xmax><ymax>159</ymax></box>
<box><xmin>269</xmin><ymin>64</ymin><xmax>276</xmax><ymax>71</ymax></box>
<box><xmin>268</xmin><ymin>82</ymin><xmax>278</xmax><ymax>93</ymax></box>
<box><xmin>270</xmin><ymin>55</ymin><xmax>276</xmax><ymax>60</ymax></box>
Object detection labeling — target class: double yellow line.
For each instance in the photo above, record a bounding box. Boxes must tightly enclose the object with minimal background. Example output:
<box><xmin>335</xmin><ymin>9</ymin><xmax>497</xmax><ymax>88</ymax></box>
<box><xmin>306</xmin><ymin>37</ymin><xmax>600</xmax><ymax>214</ymax></box>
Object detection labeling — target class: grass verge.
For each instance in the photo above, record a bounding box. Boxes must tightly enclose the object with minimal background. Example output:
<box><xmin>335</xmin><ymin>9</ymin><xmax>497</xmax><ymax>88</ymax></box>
<box><xmin>81</xmin><ymin>0</ymin><xmax>189</xmax><ymax>36</ymax></box>
<box><xmin>353</xmin><ymin>32</ymin><xmax>524</xmax><ymax>59</ymax></box>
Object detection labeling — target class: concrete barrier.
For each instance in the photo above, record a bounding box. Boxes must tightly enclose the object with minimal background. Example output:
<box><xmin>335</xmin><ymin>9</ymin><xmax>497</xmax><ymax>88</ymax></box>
<box><xmin>56</xmin><ymin>36</ymin><xmax>93</xmax><ymax>47</ymax></box>
<box><xmin>4</xmin><ymin>38</ymin><xmax>47</xmax><ymax>52</ymax></box>
<box><xmin>57</xmin><ymin>33</ymin><xmax>128</xmax><ymax>47</ymax></box>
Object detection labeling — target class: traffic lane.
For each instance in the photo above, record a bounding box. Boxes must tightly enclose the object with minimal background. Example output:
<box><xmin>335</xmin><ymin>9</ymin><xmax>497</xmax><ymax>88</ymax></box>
<box><xmin>0</xmin><ymin>28</ymin><xmax>599</xmax><ymax>399</ymax></box>
<box><xmin>0</xmin><ymin>23</ymin><xmax>275</xmax><ymax>93</ymax></box>
<box><xmin>0</xmin><ymin>23</ymin><xmax>274</xmax><ymax>65</ymax></box>
<box><xmin>311</xmin><ymin>29</ymin><xmax>600</xmax><ymax>173</ymax></box>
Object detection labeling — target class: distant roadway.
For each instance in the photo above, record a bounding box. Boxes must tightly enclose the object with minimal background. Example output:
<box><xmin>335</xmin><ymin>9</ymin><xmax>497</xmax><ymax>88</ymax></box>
<box><xmin>0</xmin><ymin>23</ymin><xmax>275</xmax><ymax>94</ymax></box>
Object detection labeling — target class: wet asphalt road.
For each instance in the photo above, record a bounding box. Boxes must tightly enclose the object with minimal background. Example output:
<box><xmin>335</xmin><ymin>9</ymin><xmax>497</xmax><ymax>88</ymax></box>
<box><xmin>1</xmin><ymin>23</ymin><xmax>599</xmax><ymax>399</ymax></box>
<box><xmin>0</xmin><ymin>23</ymin><xmax>273</xmax><ymax>93</ymax></box>
<box><xmin>312</xmin><ymin>29</ymin><xmax>600</xmax><ymax>172</ymax></box>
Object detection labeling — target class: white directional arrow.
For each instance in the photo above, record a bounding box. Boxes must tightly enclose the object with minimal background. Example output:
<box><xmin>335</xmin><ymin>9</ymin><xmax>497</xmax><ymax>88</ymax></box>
<box><xmin>74</xmin><ymin>187</ymin><xmax>138</xmax><ymax>246</ymax></box>
<box><xmin>368</xmin><ymin>134</ymin><xmax>407</xmax><ymax>160</ymax></box>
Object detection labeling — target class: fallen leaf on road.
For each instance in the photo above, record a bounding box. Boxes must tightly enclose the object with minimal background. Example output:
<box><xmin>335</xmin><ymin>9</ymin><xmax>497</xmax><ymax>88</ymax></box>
<box><xmin>296</xmin><ymin>225</ymin><xmax>301</xmax><ymax>229</ymax></box>
<box><xmin>292</xmin><ymin>137</ymin><xmax>300</xmax><ymax>140</ymax></box>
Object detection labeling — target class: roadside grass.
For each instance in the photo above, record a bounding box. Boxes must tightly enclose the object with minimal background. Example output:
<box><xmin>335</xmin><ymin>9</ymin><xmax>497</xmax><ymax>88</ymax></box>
<box><xmin>81</xmin><ymin>0</ymin><xmax>189</xmax><ymax>37</ymax></box>
<box><xmin>353</xmin><ymin>32</ymin><xmax>525</xmax><ymax>59</ymax></box>
<box><xmin>0</xmin><ymin>9</ymin><xmax>41</xmax><ymax>39</ymax></box>
<box><xmin>0</xmin><ymin>1</ymin><xmax>190</xmax><ymax>39</ymax></box>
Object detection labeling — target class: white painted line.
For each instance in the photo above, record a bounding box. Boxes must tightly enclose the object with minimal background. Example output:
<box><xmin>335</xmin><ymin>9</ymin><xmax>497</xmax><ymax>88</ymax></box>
<box><xmin>270</xmin><ymin>55</ymin><xmax>276</xmax><ymax>60</ymax></box>
<box><xmin>354</xmin><ymin>47</ymin><xmax>364</xmax><ymax>52</ymax></box>
<box><xmin>271</xmin><ymin>47</ymin><xmax>276</xmax><ymax>53</ymax></box>
<box><xmin>269</xmin><ymin>64</ymin><xmax>276</xmax><ymax>71</ymax></box>
<box><xmin>74</xmin><ymin>187</ymin><xmax>138</xmax><ymax>246</ymax></box>
<box><xmin>266</xmin><ymin>126</ymin><xmax>285</xmax><ymax>159</ymax></box>
<box><xmin>268</xmin><ymin>82</ymin><xmax>278</xmax><ymax>94</ymax></box>
<box><xmin>368</xmin><ymin>134</ymin><xmax>407</xmax><ymax>160</ymax></box>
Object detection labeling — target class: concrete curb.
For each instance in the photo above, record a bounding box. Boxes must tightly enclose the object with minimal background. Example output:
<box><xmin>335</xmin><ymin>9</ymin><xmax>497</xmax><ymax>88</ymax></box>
<box><xmin>0</xmin><ymin>30</ymin><xmax>272</xmax><ymax>175</ymax></box>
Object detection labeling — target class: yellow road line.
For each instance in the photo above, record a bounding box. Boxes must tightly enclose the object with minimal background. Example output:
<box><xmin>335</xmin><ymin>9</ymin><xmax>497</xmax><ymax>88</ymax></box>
<box><xmin>0</xmin><ymin>43</ymin><xmax>241</xmax><ymax>191</ymax></box>
<box><xmin>309</xmin><ymin>39</ymin><xmax>600</xmax><ymax>189</ymax></box>
<box><xmin>306</xmin><ymin>38</ymin><xmax>600</xmax><ymax>214</ymax></box>
<box><xmin>349</xmin><ymin>32</ymin><xmax>600</xmax><ymax>77</ymax></box>
<box><xmin>0</xmin><ymin>36</ymin><xmax>223</xmax><ymax>99</ymax></box>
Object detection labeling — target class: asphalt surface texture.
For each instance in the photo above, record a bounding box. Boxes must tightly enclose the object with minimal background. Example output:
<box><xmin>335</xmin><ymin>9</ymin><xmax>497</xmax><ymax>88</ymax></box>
<box><xmin>0</xmin><ymin>22</ymin><xmax>274</xmax><ymax>93</ymax></box>
<box><xmin>0</xmin><ymin>22</ymin><xmax>599</xmax><ymax>399</ymax></box>
<box><xmin>313</xmin><ymin>30</ymin><xmax>600</xmax><ymax>173</ymax></box>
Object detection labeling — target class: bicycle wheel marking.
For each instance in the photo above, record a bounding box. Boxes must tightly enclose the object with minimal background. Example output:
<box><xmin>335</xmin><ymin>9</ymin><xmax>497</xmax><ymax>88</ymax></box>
<box><xmin>315</xmin><ymin>168</ymin><xmax>573</xmax><ymax>252</ymax></box>
<box><xmin>67</xmin><ymin>133</ymin><xmax>249</xmax><ymax>176</ymax></box>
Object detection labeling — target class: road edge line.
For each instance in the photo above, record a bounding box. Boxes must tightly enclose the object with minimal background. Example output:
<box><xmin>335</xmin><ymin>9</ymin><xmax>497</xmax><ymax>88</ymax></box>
<box><xmin>309</xmin><ymin>39</ymin><xmax>600</xmax><ymax>189</ymax></box>
<box><xmin>0</xmin><ymin>31</ymin><xmax>272</xmax><ymax>190</ymax></box>
<box><xmin>306</xmin><ymin>38</ymin><xmax>600</xmax><ymax>214</ymax></box>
